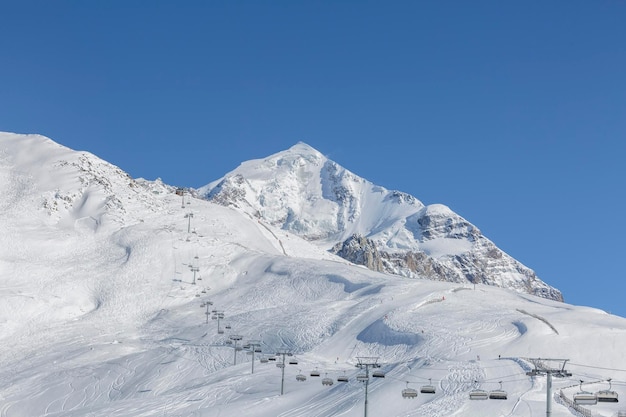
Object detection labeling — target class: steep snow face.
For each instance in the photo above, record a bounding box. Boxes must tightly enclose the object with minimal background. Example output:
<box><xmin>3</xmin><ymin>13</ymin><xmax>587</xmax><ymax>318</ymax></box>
<box><xmin>200</xmin><ymin>142</ymin><xmax>563</xmax><ymax>301</ymax></box>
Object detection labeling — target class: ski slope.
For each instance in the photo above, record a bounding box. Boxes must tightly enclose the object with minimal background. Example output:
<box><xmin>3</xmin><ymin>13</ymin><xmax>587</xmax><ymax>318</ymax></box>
<box><xmin>1</xmin><ymin>133</ymin><xmax>626</xmax><ymax>417</ymax></box>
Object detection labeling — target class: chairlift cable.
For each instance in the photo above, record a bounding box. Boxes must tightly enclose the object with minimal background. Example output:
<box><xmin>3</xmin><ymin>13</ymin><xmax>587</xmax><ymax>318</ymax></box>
<box><xmin>569</xmin><ymin>362</ymin><xmax>626</xmax><ymax>373</ymax></box>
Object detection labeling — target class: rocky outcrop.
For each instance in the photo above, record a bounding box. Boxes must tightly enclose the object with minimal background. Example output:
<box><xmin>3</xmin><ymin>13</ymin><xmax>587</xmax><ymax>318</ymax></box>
<box><xmin>331</xmin><ymin>234</ymin><xmax>385</xmax><ymax>272</ymax></box>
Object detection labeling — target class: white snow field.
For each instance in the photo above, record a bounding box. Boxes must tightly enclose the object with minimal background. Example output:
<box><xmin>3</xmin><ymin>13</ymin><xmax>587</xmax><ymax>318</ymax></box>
<box><xmin>1</xmin><ymin>133</ymin><xmax>626</xmax><ymax>417</ymax></box>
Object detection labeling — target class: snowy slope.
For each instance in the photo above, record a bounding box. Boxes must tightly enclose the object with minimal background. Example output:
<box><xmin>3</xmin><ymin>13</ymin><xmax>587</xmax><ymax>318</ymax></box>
<box><xmin>1</xmin><ymin>132</ymin><xmax>625</xmax><ymax>417</ymax></box>
<box><xmin>199</xmin><ymin>142</ymin><xmax>562</xmax><ymax>301</ymax></box>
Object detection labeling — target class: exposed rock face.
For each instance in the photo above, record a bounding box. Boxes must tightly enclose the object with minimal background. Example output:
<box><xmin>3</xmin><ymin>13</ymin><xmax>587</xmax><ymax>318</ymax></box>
<box><xmin>331</xmin><ymin>206</ymin><xmax>562</xmax><ymax>301</ymax></box>
<box><xmin>331</xmin><ymin>234</ymin><xmax>385</xmax><ymax>272</ymax></box>
<box><xmin>199</xmin><ymin>142</ymin><xmax>563</xmax><ymax>302</ymax></box>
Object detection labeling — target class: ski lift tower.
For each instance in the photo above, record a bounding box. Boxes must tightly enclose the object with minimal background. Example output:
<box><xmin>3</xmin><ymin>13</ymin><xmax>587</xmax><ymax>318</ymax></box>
<box><xmin>229</xmin><ymin>335</ymin><xmax>244</xmax><ymax>365</ymax></box>
<box><xmin>200</xmin><ymin>300</ymin><xmax>213</xmax><ymax>324</ymax></box>
<box><xmin>355</xmin><ymin>357</ymin><xmax>382</xmax><ymax>417</ymax></box>
<box><xmin>246</xmin><ymin>340</ymin><xmax>262</xmax><ymax>374</ymax></box>
<box><xmin>189</xmin><ymin>256</ymin><xmax>200</xmax><ymax>285</ymax></box>
<box><xmin>525</xmin><ymin>358</ymin><xmax>572</xmax><ymax>417</ymax></box>
<box><xmin>275</xmin><ymin>350</ymin><xmax>294</xmax><ymax>395</ymax></box>
<box><xmin>184</xmin><ymin>212</ymin><xmax>194</xmax><ymax>233</ymax></box>
<box><xmin>212</xmin><ymin>310</ymin><xmax>225</xmax><ymax>334</ymax></box>
<box><xmin>177</xmin><ymin>187</ymin><xmax>186</xmax><ymax>208</ymax></box>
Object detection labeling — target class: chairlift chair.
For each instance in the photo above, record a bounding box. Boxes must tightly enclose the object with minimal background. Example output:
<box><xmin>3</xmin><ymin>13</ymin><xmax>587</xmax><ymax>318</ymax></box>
<box><xmin>597</xmin><ymin>379</ymin><xmax>619</xmax><ymax>403</ymax></box>
<box><xmin>322</xmin><ymin>374</ymin><xmax>334</xmax><ymax>386</ymax></box>
<box><xmin>489</xmin><ymin>382</ymin><xmax>508</xmax><ymax>400</ymax></box>
<box><xmin>420</xmin><ymin>378</ymin><xmax>436</xmax><ymax>394</ymax></box>
<box><xmin>597</xmin><ymin>390</ymin><xmax>619</xmax><ymax>403</ymax></box>
<box><xmin>372</xmin><ymin>370</ymin><xmax>385</xmax><ymax>378</ymax></box>
<box><xmin>402</xmin><ymin>382</ymin><xmax>418</xmax><ymax>399</ymax></box>
<box><xmin>268</xmin><ymin>356</ymin><xmax>276</xmax><ymax>362</ymax></box>
<box><xmin>469</xmin><ymin>389</ymin><xmax>489</xmax><ymax>400</ymax></box>
<box><xmin>574</xmin><ymin>381</ymin><xmax>598</xmax><ymax>405</ymax></box>
<box><xmin>337</xmin><ymin>373</ymin><xmax>349</xmax><ymax>383</ymax></box>
<box><xmin>469</xmin><ymin>383</ymin><xmax>489</xmax><ymax>400</ymax></box>
<box><xmin>225</xmin><ymin>324</ymin><xmax>231</xmax><ymax>329</ymax></box>
<box><xmin>356</xmin><ymin>373</ymin><xmax>368</xmax><ymax>382</ymax></box>
<box><xmin>310</xmin><ymin>369</ymin><xmax>321</xmax><ymax>377</ymax></box>
<box><xmin>296</xmin><ymin>372</ymin><xmax>307</xmax><ymax>382</ymax></box>
<box><xmin>260</xmin><ymin>356</ymin><xmax>269</xmax><ymax>363</ymax></box>
<box><xmin>288</xmin><ymin>357</ymin><xmax>298</xmax><ymax>365</ymax></box>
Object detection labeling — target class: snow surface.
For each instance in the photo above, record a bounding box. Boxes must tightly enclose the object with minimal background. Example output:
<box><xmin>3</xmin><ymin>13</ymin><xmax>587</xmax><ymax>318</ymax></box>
<box><xmin>1</xmin><ymin>132</ymin><xmax>626</xmax><ymax>417</ymax></box>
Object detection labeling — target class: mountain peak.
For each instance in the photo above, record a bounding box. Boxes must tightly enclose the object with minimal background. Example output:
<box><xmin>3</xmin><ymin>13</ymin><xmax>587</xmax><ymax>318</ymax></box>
<box><xmin>287</xmin><ymin>141</ymin><xmax>321</xmax><ymax>154</ymax></box>
<box><xmin>199</xmin><ymin>143</ymin><xmax>562</xmax><ymax>301</ymax></box>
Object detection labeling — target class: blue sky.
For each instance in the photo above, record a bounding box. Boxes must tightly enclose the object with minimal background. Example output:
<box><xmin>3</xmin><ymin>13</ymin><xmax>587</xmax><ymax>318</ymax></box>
<box><xmin>2</xmin><ymin>1</ymin><xmax>625</xmax><ymax>317</ymax></box>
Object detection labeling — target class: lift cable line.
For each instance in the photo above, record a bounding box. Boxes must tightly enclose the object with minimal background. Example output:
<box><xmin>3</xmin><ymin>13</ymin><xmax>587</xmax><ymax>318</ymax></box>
<box><xmin>384</xmin><ymin>370</ymin><xmax>527</xmax><ymax>387</ymax></box>
<box><xmin>569</xmin><ymin>362</ymin><xmax>626</xmax><ymax>373</ymax></box>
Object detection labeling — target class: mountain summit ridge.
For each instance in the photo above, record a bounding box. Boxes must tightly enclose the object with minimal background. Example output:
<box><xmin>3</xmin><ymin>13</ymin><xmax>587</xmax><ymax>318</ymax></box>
<box><xmin>199</xmin><ymin>142</ymin><xmax>563</xmax><ymax>301</ymax></box>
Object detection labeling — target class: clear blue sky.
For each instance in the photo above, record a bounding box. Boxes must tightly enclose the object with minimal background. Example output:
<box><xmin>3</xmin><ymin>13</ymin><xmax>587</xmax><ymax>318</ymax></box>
<box><xmin>2</xmin><ymin>1</ymin><xmax>625</xmax><ymax>317</ymax></box>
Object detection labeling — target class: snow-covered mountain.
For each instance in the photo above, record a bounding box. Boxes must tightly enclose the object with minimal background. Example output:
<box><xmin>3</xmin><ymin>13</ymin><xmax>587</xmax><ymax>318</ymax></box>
<box><xmin>1</xmin><ymin>132</ymin><xmax>625</xmax><ymax>417</ymax></box>
<box><xmin>199</xmin><ymin>142</ymin><xmax>562</xmax><ymax>301</ymax></box>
